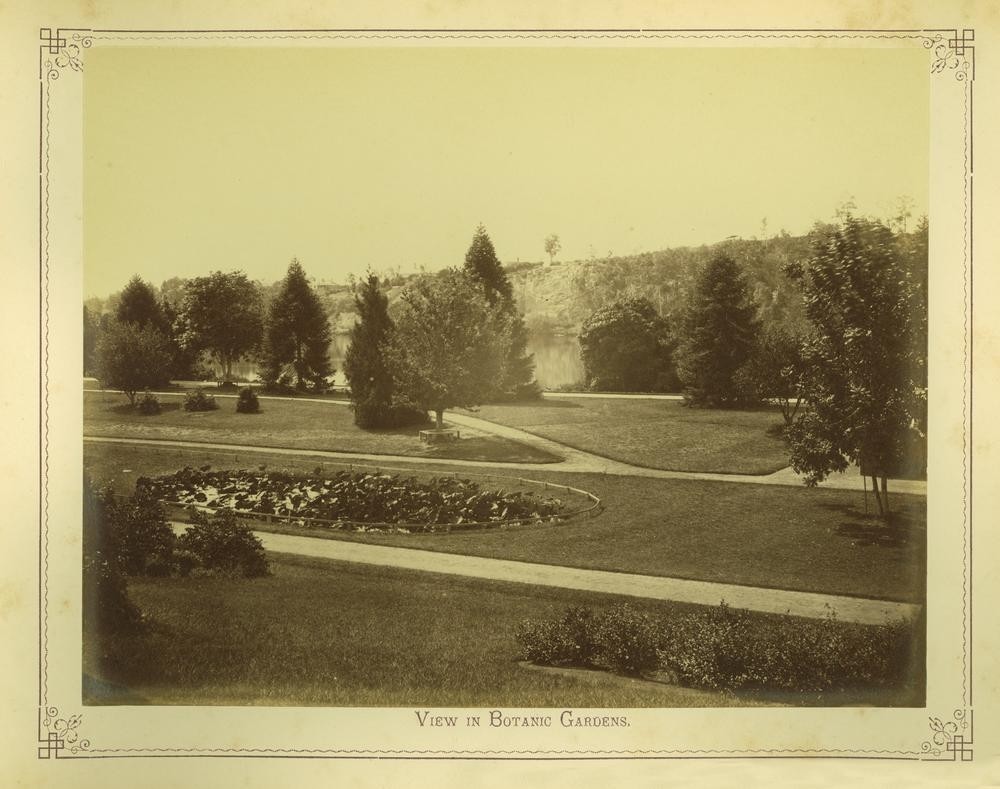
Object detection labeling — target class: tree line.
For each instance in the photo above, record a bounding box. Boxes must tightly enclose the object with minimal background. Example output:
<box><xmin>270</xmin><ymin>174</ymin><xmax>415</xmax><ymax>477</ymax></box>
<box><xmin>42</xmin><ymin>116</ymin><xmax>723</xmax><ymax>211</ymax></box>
<box><xmin>576</xmin><ymin>214</ymin><xmax>928</xmax><ymax>517</ymax></box>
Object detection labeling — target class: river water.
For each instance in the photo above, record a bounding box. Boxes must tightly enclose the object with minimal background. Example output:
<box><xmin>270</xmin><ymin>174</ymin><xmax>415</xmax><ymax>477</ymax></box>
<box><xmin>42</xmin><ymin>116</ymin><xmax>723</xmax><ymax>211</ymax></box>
<box><xmin>224</xmin><ymin>333</ymin><xmax>584</xmax><ymax>390</ymax></box>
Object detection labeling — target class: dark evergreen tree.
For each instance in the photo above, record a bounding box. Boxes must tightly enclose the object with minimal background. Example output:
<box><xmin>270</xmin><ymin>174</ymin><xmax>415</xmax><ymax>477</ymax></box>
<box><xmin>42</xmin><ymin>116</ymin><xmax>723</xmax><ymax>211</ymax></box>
<box><xmin>116</xmin><ymin>276</ymin><xmax>166</xmax><ymax>330</ymax></box>
<box><xmin>463</xmin><ymin>224</ymin><xmax>513</xmax><ymax>303</ymax></box>
<box><xmin>260</xmin><ymin>259</ymin><xmax>333</xmax><ymax>391</ymax></box>
<box><xmin>462</xmin><ymin>225</ymin><xmax>539</xmax><ymax>399</ymax></box>
<box><xmin>674</xmin><ymin>253</ymin><xmax>760</xmax><ymax>406</ymax></box>
<box><xmin>343</xmin><ymin>273</ymin><xmax>426</xmax><ymax>428</ymax></box>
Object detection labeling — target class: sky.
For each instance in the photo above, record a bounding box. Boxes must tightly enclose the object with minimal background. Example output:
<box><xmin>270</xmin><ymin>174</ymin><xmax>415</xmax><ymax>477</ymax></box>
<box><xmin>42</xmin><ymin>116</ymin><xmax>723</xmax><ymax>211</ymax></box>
<box><xmin>84</xmin><ymin>45</ymin><xmax>929</xmax><ymax>298</ymax></box>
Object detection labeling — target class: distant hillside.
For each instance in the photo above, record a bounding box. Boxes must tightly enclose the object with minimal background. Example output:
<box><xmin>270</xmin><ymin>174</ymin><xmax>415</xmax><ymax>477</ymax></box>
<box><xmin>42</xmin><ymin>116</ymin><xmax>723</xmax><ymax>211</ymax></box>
<box><xmin>86</xmin><ymin>233</ymin><xmax>821</xmax><ymax>338</ymax></box>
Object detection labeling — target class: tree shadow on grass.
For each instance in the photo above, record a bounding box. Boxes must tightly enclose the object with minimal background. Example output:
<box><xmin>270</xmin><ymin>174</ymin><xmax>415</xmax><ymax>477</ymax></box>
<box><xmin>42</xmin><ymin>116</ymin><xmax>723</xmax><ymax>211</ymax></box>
<box><xmin>110</xmin><ymin>402</ymin><xmax>182</xmax><ymax>415</ymax></box>
<box><xmin>818</xmin><ymin>500</ymin><xmax>926</xmax><ymax>549</ymax></box>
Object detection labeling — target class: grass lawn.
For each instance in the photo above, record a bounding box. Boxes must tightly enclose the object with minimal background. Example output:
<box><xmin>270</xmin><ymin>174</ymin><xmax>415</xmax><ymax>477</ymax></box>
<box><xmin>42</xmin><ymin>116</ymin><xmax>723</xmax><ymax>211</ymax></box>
<box><xmin>84</xmin><ymin>389</ymin><xmax>560</xmax><ymax>465</ymax></box>
<box><xmin>83</xmin><ymin>553</ymin><xmax>919</xmax><ymax>707</ymax></box>
<box><xmin>467</xmin><ymin>397</ymin><xmax>790</xmax><ymax>474</ymax></box>
<box><xmin>85</xmin><ymin>443</ymin><xmax>926</xmax><ymax>603</ymax></box>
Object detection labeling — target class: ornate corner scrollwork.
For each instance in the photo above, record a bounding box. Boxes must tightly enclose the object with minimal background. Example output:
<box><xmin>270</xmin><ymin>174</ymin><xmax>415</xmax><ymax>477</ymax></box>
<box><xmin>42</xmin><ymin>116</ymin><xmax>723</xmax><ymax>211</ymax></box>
<box><xmin>922</xmin><ymin>29</ymin><xmax>974</xmax><ymax>81</ymax></box>
<box><xmin>40</xmin><ymin>28</ymin><xmax>92</xmax><ymax>79</ymax></box>
<box><xmin>921</xmin><ymin>709</ymin><xmax>973</xmax><ymax>761</ymax></box>
<box><xmin>37</xmin><ymin>706</ymin><xmax>91</xmax><ymax>759</ymax></box>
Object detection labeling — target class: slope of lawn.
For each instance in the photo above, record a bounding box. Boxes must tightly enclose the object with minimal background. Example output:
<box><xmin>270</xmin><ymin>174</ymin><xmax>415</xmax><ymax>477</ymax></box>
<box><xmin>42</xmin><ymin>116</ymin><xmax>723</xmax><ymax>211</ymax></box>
<box><xmin>83</xmin><ymin>554</ymin><xmax>918</xmax><ymax>707</ymax></box>
<box><xmin>467</xmin><ymin>397</ymin><xmax>790</xmax><ymax>474</ymax></box>
<box><xmin>84</xmin><ymin>389</ymin><xmax>560</xmax><ymax>464</ymax></box>
<box><xmin>85</xmin><ymin>443</ymin><xmax>926</xmax><ymax>603</ymax></box>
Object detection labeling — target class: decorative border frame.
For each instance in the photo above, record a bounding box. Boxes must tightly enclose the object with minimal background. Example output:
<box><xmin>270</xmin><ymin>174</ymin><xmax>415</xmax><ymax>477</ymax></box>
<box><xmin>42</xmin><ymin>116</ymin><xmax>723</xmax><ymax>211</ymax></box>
<box><xmin>38</xmin><ymin>27</ymin><xmax>975</xmax><ymax>761</ymax></box>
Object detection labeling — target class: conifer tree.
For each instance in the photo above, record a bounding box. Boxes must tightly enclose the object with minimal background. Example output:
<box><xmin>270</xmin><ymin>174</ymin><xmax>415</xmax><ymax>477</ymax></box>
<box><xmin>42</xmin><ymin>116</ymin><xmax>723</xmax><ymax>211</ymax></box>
<box><xmin>260</xmin><ymin>259</ymin><xmax>332</xmax><ymax>391</ymax></box>
<box><xmin>462</xmin><ymin>225</ymin><xmax>539</xmax><ymax>399</ymax></box>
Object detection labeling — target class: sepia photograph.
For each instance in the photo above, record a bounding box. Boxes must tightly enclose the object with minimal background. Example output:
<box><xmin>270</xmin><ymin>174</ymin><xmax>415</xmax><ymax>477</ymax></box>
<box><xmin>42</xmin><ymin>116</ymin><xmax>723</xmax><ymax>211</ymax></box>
<box><xmin>4</xmin><ymin>2</ymin><xmax>996</xmax><ymax>780</ymax></box>
<box><xmin>80</xmin><ymin>43</ymin><xmax>930</xmax><ymax>711</ymax></box>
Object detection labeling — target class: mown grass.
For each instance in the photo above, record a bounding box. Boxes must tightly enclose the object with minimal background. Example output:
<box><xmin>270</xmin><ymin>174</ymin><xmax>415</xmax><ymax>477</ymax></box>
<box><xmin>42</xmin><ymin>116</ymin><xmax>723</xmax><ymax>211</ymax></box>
<box><xmin>467</xmin><ymin>397</ymin><xmax>790</xmax><ymax>474</ymax></box>
<box><xmin>83</xmin><ymin>553</ymin><xmax>920</xmax><ymax>707</ymax></box>
<box><xmin>84</xmin><ymin>389</ymin><xmax>561</xmax><ymax>465</ymax></box>
<box><xmin>85</xmin><ymin>443</ymin><xmax>926</xmax><ymax>603</ymax></box>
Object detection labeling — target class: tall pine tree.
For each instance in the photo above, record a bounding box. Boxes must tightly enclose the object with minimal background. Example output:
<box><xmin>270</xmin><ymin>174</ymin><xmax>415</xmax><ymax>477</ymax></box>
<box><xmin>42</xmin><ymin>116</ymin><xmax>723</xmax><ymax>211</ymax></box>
<box><xmin>674</xmin><ymin>253</ymin><xmax>759</xmax><ymax>406</ymax></box>
<box><xmin>260</xmin><ymin>259</ymin><xmax>332</xmax><ymax>391</ymax></box>
<box><xmin>462</xmin><ymin>225</ymin><xmax>539</xmax><ymax>399</ymax></box>
<box><xmin>343</xmin><ymin>273</ymin><xmax>426</xmax><ymax>428</ymax></box>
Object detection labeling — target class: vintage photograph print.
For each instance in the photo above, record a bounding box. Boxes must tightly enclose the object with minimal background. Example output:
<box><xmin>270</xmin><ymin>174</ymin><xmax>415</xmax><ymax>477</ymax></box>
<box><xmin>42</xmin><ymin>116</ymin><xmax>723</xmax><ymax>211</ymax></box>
<box><xmin>79</xmin><ymin>42</ymin><xmax>932</xmax><ymax>712</ymax></box>
<box><xmin>74</xmin><ymin>40</ymin><xmax>932</xmax><ymax>712</ymax></box>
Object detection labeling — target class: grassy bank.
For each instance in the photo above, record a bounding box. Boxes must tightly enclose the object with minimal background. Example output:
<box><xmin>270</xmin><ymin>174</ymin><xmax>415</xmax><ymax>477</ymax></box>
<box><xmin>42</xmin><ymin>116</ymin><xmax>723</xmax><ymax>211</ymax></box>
<box><xmin>84</xmin><ymin>389</ymin><xmax>561</xmax><ymax>465</ymax></box>
<box><xmin>466</xmin><ymin>397</ymin><xmax>790</xmax><ymax>474</ymax></box>
<box><xmin>85</xmin><ymin>442</ymin><xmax>926</xmax><ymax>603</ymax></box>
<box><xmin>84</xmin><ymin>553</ymin><xmax>920</xmax><ymax>707</ymax></box>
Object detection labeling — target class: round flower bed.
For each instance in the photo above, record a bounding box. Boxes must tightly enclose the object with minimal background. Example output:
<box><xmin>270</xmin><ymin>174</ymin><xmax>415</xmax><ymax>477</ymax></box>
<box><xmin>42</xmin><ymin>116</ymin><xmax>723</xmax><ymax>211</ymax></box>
<box><xmin>136</xmin><ymin>467</ymin><xmax>600</xmax><ymax>534</ymax></box>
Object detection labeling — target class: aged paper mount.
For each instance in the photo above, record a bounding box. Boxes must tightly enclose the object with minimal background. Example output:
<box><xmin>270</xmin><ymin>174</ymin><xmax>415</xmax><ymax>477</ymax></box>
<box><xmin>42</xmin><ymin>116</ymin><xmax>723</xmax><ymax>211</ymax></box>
<box><xmin>3</xmin><ymin>2</ymin><xmax>998</xmax><ymax>786</ymax></box>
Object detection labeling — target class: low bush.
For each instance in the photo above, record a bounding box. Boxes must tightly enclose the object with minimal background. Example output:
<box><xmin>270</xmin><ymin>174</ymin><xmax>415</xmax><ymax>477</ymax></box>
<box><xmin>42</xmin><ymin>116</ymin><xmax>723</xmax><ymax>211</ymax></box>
<box><xmin>235</xmin><ymin>387</ymin><xmax>260</xmax><ymax>414</ymax></box>
<box><xmin>516</xmin><ymin>602</ymin><xmax>915</xmax><ymax>694</ymax></box>
<box><xmin>353</xmin><ymin>401</ymin><xmax>430</xmax><ymax>430</ymax></box>
<box><xmin>183</xmin><ymin>389</ymin><xmax>218</xmax><ymax>412</ymax></box>
<box><xmin>135</xmin><ymin>390</ymin><xmax>161</xmax><ymax>416</ymax></box>
<box><xmin>178</xmin><ymin>509</ymin><xmax>269</xmax><ymax>577</ymax></box>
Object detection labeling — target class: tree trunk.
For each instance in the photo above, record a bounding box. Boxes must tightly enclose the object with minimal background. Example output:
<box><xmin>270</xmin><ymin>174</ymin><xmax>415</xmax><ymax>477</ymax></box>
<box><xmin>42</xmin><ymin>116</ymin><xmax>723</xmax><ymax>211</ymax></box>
<box><xmin>435</xmin><ymin>409</ymin><xmax>444</xmax><ymax>429</ymax></box>
<box><xmin>223</xmin><ymin>355</ymin><xmax>233</xmax><ymax>382</ymax></box>
<box><xmin>880</xmin><ymin>476</ymin><xmax>890</xmax><ymax>519</ymax></box>
<box><xmin>870</xmin><ymin>475</ymin><xmax>885</xmax><ymax>519</ymax></box>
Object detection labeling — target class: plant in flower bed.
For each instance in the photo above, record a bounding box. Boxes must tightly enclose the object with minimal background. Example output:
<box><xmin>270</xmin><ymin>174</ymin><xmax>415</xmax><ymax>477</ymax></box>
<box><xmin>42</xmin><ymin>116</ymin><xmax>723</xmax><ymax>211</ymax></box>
<box><xmin>136</xmin><ymin>467</ymin><xmax>568</xmax><ymax>532</ymax></box>
<box><xmin>183</xmin><ymin>389</ymin><xmax>218</xmax><ymax>412</ymax></box>
<box><xmin>516</xmin><ymin>603</ymin><xmax>915</xmax><ymax>695</ymax></box>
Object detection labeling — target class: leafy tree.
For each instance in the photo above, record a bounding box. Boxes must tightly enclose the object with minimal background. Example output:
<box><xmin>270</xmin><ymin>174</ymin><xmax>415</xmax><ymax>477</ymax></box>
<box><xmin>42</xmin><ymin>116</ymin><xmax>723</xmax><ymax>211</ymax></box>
<box><xmin>391</xmin><ymin>269</ymin><xmax>512</xmax><ymax>428</ymax></box>
<box><xmin>116</xmin><ymin>275</ymin><xmax>165</xmax><ymax>330</ymax></box>
<box><xmin>674</xmin><ymin>253</ymin><xmax>759</xmax><ymax>406</ymax></box>
<box><xmin>783</xmin><ymin>216</ymin><xmax>927</xmax><ymax>518</ymax></box>
<box><xmin>343</xmin><ymin>273</ymin><xmax>426</xmax><ymax>428</ymax></box>
<box><xmin>578</xmin><ymin>297</ymin><xmax>678</xmax><ymax>392</ymax></box>
<box><xmin>96</xmin><ymin>319</ymin><xmax>173</xmax><ymax>406</ymax></box>
<box><xmin>463</xmin><ymin>224</ymin><xmax>513</xmax><ymax>303</ymax></box>
<box><xmin>463</xmin><ymin>225</ymin><xmax>538</xmax><ymax>399</ymax></box>
<box><xmin>742</xmin><ymin>324</ymin><xmax>807</xmax><ymax>426</ymax></box>
<box><xmin>259</xmin><ymin>259</ymin><xmax>333</xmax><ymax>391</ymax></box>
<box><xmin>179</xmin><ymin>271</ymin><xmax>264</xmax><ymax>382</ymax></box>
<box><xmin>83</xmin><ymin>305</ymin><xmax>100</xmax><ymax>376</ymax></box>
<box><xmin>544</xmin><ymin>233</ymin><xmax>562</xmax><ymax>264</ymax></box>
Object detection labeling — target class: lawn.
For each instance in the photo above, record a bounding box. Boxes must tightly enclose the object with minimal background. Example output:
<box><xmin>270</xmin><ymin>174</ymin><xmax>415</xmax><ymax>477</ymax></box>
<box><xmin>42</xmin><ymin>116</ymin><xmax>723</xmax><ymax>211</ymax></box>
<box><xmin>84</xmin><ymin>389</ymin><xmax>561</xmax><ymax>465</ymax></box>
<box><xmin>467</xmin><ymin>397</ymin><xmax>790</xmax><ymax>474</ymax></box>
<box><xmin>83</xmin><ymin>553</ymin><xmax>919</xmax><ymax>707</ymax></box>
<box><xmin>85</xmin><ymin>443</ymin><xmax>926</xmax><ymax>603</ymax></box>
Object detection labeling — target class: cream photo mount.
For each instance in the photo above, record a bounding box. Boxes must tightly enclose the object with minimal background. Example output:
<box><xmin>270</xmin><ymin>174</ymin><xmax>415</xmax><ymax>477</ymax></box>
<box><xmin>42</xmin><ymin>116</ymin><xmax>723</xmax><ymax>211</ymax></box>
<box><xmin>38</xmin><ymin>28</ymin><xmax>974</xmax><ymax>761</ymax></box>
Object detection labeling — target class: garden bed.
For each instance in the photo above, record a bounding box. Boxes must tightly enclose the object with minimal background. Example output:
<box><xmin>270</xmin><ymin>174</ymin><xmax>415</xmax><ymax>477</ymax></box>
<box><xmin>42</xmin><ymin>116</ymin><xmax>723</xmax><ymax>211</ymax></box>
<box><xmin>137</xmin><ymin>465</ymin><xmax>601</xmax><ymax>533</ymax></box>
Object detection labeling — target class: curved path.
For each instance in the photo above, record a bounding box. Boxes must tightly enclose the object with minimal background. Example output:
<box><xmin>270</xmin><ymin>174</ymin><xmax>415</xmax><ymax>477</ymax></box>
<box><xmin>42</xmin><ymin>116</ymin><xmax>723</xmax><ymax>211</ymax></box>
<box><xmin>88</xmin><ymin>389</ymin><xmax>926</xmax><ymax>495</ymax></box>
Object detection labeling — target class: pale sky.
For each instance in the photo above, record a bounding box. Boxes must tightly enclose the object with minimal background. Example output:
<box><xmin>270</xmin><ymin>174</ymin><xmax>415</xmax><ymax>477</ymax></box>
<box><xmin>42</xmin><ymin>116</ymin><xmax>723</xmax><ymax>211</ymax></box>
<box><xmin>84</xmin><ymin>45</ymin><xmax>928</xmax><ymax>298</ymax></box>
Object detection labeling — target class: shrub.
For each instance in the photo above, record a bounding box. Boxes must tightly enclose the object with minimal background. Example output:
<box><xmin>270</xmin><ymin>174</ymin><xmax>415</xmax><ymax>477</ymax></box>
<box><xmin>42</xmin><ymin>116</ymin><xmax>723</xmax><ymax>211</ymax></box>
<box><xmin>517</xmin><ymin>602</ymin><xmax>915</xmax><ymax>694</ymax></box>
<box><xmin>592</xmin><ymin>604</ymin><xmax>662</xmax><ymax>676</ymax></box>
<box><xmin>235</xmin><ymin>386</ymin><xmax>260</xmax><ymax>414</ymax></box>
<box><xmin>178</xmin><ymin>509</ymin><xmax>269</xmax><ymax>577</ymax></box>
<box><xmin>135</xmin><ymin>390</ymin><xmax>161</xmax><ymax>415</ymax></box>
<box><xmin>100</xmin><ymin>490</ymin><xmax>177</xmax><ymax>576</ymax></box>
<box><xmin>353</xmin><ymin>401</ymin><xmax>429</xmax><ymax>430</ymax></box>
<box><xmin>83</xmin><ymin>479</ymin><xmax>143</xmax><ymax>635</ymax></box>
<box><xmin>183</xmin><ymin>389</ymin><xmax>218</xmax><ymax>412</ymax></box>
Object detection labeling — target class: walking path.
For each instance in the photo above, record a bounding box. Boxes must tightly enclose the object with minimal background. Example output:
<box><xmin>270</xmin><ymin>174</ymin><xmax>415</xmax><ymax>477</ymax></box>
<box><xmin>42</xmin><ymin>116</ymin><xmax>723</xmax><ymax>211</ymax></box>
<box><xmin>169</xmin><ymin>522</ymin><xmax>918</xmax><ymax>626</ymax></box>
<box><xmin>86</xmin><ymin>384</ymin><xmax>926</xmax><ymax>495</ymax></box>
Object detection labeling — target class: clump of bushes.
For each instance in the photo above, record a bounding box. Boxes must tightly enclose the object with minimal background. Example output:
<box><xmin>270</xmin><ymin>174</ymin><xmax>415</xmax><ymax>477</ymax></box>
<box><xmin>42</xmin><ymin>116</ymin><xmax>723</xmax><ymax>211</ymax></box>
<box><xmin>353</xmin><ymin>401</ymin><xmax>430</xmax><ymax>430</ymax></box>
<box><xmin>135</xmin><ymin>390</ymin><xmax>161</xmax><ymax>416</ymax></box>
<box><xmin>183</xmin><ymin>389</ymin><xmax>218</xmax><ymax>412</ymax></box>
<box><xmin>516</xmin><ymin>602</ymin><xmax>915</xmax><ymax>694</ymax></box>
<box><xmin>235</xmin><ymin>386</ymin><xmax>260</xmax><ymax>414</ymax></box>
<box><xmin>178</xmin><ymin>508</ymin><xmax>269</xmax><ymax>577</ymax></box>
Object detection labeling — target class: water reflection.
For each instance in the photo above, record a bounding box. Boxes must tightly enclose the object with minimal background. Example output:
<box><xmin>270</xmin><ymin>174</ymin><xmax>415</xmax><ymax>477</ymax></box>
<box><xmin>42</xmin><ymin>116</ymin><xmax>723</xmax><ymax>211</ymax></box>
<box><xmin>223</xmin><ymin>333</ymin><xmax>583</xmax><ymax>390</ymax></box>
